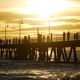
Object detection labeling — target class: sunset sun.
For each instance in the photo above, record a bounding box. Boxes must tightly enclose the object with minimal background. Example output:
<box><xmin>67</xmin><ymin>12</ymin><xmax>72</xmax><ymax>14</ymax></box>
<box><xmin>19</xmin><ymin>0</ymin><xmax>70</xmax><ymax>18</ymax></box>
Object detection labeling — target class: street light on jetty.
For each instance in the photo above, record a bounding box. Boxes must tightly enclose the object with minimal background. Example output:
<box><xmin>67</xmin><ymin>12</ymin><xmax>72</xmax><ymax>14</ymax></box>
<box><xmin>48</xmin><ymin>16</ymin><xmax>50</xmax><ymax>37</ymax></box>
<box><xmin>37</xmin><ymin>26</ymin><xmax>39</xmax><ymax>37</ymax></box>
<box><xmin>5</xmin><ymin>23</ymin><xmax>8</xmax><ymax>41</ymax></box>
<box><xmin>19</xmin><ymin>20</ymin><xmax>23</xmax><ymax>42</ymax></box>
<box><xmin>36</xmin><ymin>25</ymin><xmax>39</xmax><ymax>43</ymax></box>
<box><xmin>48</xmin><ymin>15</ymin><xmax>51</xmax><ymax>42</ymax></box>
<box><xmin>48</xmin><ymin>15</ymin><xmax>53</xmax><ymax>42</ymax></box>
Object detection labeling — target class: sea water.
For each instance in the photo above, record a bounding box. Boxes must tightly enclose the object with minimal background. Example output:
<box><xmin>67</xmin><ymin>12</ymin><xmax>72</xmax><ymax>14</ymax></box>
<box><xmin>0</xmin><ymin>60</ymin><xmax>80</xmax><ymax>80</ymax></box>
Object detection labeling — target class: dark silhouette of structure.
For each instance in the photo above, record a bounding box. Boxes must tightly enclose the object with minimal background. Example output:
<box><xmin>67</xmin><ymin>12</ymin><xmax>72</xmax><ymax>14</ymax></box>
<box><xmin>67</xmin><ymin>31</ymin><xmax>70</xmax><ymax>41</ymax></box>
<box><xmin>0</xmin><ymin>32</ymin><xmax>80</xmax><ymax>63</ymax></box>
<box><xmin>63</xmin><ymin>32</ymin><xmax>66</xmax><ymax>41</ymax></box>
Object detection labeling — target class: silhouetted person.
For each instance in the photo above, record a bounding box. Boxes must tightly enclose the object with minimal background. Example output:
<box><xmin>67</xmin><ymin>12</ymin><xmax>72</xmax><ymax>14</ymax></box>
<box><xmin>47</xmin><ymin>35</ymin><xmax>49</xmax><ymax>42</ymax></box>
<box><xmin>9</xmin><ymin>39</ymin><xmax>11</xmax><ymax>45</ymax></box>
<box><xmin>67</xmin><ymin>31</ymin><xmax>70</xmax><ymax>41</ymax></box>
<box><xmin>15</xmin><ymin>38</ymin><xmax>18</xmax><ymax>44</ymax></box>
<box><xmin>18</xmin><ymin>39</ymin><xmax>20</xmax><ymax>44</ymax></box>
<box><xmin>43</xmin><ymin>35</ymin><xmax>45</xmax><ymax>42</ymax></box>
<box><xmin>38</xmin><ymin>34</ymin><xmax>42</xmax><ymax>43</ymax></box>
<box><xmin>74</xmin><ymin>33</ymin><xmax>79</xmax><ymax>40</ymax></box>
<box><xmin>0</xmin><ymin>39</ymin><xmax>2</xmax><ymax>45</ymax></box>
<box><xmin>37</xmin><ymin>33</ymin><xmax>40</xmax><ymax>42</ymax></box>
<box><xmin>63</xmin><ymin>32</ymin><xmax>66</xmax><ymax>41</ymax></box>
<box><xmin>51</xmin><ymin>33</ymin><xmax>52</xmax><ymax>42</ymax></box>
<box><xmin>74</xmin><ymin>33</ymin><xmax>76</xmax><ymax>40</ymax></box>
<box><xmin>5</xmin><ymin>39</ymin><xmax>8</xmax><ymax>45</ymax></box>
<box><xmin>28</xmin><ymin>35</ymin><xmax>30</xmax><ymax>43</ymax></box>
<box><xmin>24</xmin><ymin>36</ymin><xmax>27</xmax><ymax>44</ymax></box>
<box><xmin>76</xmin><ymin>32</ymin><xmax>79</xmax><ymax>40</ymax></box>
<box><xmin>13</xmin><ymin>38</ymin><xmax>15</xmax><ymax>44</ymax></box>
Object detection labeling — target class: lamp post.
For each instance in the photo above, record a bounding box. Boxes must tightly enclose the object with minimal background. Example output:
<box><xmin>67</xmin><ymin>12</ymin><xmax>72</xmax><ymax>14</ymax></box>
<box><xmin>48</xmin><ymin>15</ymin><xmax>53</xmax><ymax>42</ymax></box>
<box><xmin>37</xmin><ymin>26</ymin><xmax>39</xmax><ymax>36</ymax></box>
<box><xmin>19</xmin><ymin>20</ymin><xmax>21</xmax><ymax>41</ymax></box>
<box><xmin>49</xmin><ymin>16</ymin><xmax>50</xmax><ymax>36</ymax></box>
<box><xmin>5</xmin><ymin>23</ymin><xmax>8</xmax><ymax>41</ymax></box>
<box><xmin>48</xmin><ymin>16</ymin><xmax>51</xmax><ymax>42</ymax></box>
<box><xmin>5</xmin><ymin>24</ymin><xmax>6</xmax><ymax>41</ymax></box>
<box><xmin>37</xmin><ymin>26</ymin><xmax>39</xmax><ymax>43</ymax></box>
<box><xmin>19</xmin><ymin>20</ymin><xmax>23</xmax><ymax>42</ymax></box>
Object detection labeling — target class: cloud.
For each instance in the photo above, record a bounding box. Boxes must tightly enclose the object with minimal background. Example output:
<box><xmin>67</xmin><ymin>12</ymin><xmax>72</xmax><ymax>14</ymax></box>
<box><xmin>70</xmin><ymin>0</ymin><xmax>80</xmax><ymax>2</ymax></box>
<box><xmin>54</xmin><ymin>18</ymin><xmax>80</xmax><ymax>22</ymax></box>
<box><xmin>55</xmin><ymin>9</ymin><xmax>80</xmax><ymax>17</ymax></box>
<box><xmin>0</xmin><ymin>11</ymin><xmax>38</xmax><ymax>21</ymax></box>
<box><xmin>0</xmin><ymin>11</ymin><xmax>47</xmax><ymax>26</ymax></box>
<box><xmin>0</xmin><ymin>9</ymin><xmax>80</xmax><ymax>27</ymax></box>
<box><xmin>0</xmin><ymin>0</ymin><xmax>23</xmax><ymax>8</ymax></box>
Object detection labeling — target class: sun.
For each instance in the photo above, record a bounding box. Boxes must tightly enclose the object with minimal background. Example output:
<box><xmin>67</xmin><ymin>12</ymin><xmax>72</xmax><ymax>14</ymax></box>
<box><xmin>19</xmin><ymin>0</ymin><xmax>70</xmax><ymax>18</ymax></box>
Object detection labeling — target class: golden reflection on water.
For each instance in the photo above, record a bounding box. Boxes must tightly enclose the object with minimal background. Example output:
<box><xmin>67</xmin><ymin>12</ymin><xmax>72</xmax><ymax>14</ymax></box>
<box><xmin>0</xmin><ymin>68</ymin><xmax>80</xmax><ymax>79</ymax></box>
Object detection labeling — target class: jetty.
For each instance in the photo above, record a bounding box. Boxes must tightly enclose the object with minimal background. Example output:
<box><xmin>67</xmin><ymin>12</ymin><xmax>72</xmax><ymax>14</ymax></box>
<box><xmin>0</xmin><ymin>32</ymin><xmax>80</xmax><ymax>63</ymax></box>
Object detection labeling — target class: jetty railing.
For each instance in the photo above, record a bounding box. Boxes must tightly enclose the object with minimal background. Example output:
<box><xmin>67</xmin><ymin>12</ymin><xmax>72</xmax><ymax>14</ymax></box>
<box><xmin>0</xmin><ymin>32</ymin><xmax>80</xmax><ymax>44</ymax></box>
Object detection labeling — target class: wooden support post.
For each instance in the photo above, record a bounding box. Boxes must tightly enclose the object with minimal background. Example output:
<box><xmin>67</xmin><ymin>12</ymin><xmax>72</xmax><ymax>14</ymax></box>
<box><xmin>31</xmin><ymin>48</ymin><xmax>35</xmax><ymax>61</ymax></box>
<box><xmin>9</xmin><ymin>48</ymin><xmax>12</xmax><ymax>59</ymax></box>
<box><xmin>68</xmin><ymin>47</ymin><xmax>73</xmax><ymax>62</ymax></box>
<box><xmin>14</xmin><ymin>49</ymin><xmax>17</xmax><ymax>59</ymax></box>
<box><xmin>5</xmin><ymin>48</ymin><xmax>8</xmax><ymax>59</ymax></box>
<box><xmin>54</xmin><ymin>47</ymin><xmax>57</xmax><ymax>62</ymax></box>
<box><xmin>49</xmin><ymin>47</ymin><xmax>53</xmax><ymax>61</ymax></box>
<box><xmin>1</xmin><ymin>48</ymin><xmax>4</xmax><ymax>58</ymax></box>
<box><xmin>63</xmin><ymin>47</ymin><xmax>68</xmax><ymax>62</ymax></box>
<box><xmin>68</xmin><ymin>47</ymin><xmax>78</xmax><ymax>63</ymax></box>
<box><xmin>57</xmin><ymin>47</ymin><xmax>61</xmax><ymax>62</ymax></box>
<box><xmin>47</xmin><ymin>48</ymin><xmax>49</xmax><ymax>62</ymax></box>
<box><xmin>34</xmin><ymin>48</ymin><xmax>38</xmax><ymax>61</ymax></box>
<box><xmin>38</xmin><ymin>46</ymin><xmax>45</xmax><ymax>62</ymax></box>
<box><xmin>16</xmin><ymin>45</ymin><xmax>23</xmax><ymax>60</ymax></box>
<box><xmin>61</xmin><ymin>47</ymin><xmax>66</xmax><ymax>62</ymax></box>
<box><xmin>56</xmin><ymin>47</ymin><xmax>66</xmax><ymax>62</ymax></box>
<box><xmin>46</xmin><ymin>48</ymin><xmax>49</xmax><ymax>62</ymax></box>
<box><xmin>42</xmin><ymin>46</ymin><xmax>46</xmax><ymax>62</ymax></box>
<box><xmin>38</xmin><ymin>48</ymin><xmax>41</xmax><ymax>61</ymax></box>
<box><xmin>73</xmin><ymin>47</ymin><xmax>78</xmax><ymax>63</ymax></box>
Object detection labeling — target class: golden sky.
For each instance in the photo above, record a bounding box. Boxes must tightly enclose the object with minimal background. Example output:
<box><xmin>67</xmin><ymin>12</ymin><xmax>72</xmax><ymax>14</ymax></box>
<box><xmin>0</xmin><ymin>0</ymin><xmax>80</xmax><ymax>38</ymax></box>
<box><xmin>0</xmin><ymin>0</ymin><xmax>80</xmax><ymax>25</ymax></box>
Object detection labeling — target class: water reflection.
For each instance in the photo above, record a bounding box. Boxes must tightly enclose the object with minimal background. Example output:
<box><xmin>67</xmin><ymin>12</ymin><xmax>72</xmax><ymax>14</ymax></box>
<box><xmin>0</xmin><ymin>68</ymin><xmax>80</xmax><ymax>80</ymax></box>
<box><xmin>0</xmin><ymin>61</ymin><xmax>79</xmax><ymax>79</ymax></box>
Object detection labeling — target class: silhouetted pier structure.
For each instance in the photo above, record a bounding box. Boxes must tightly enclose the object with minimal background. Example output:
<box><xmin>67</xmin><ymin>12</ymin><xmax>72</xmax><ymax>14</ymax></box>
<box><xmin>0</xmin><ymin>32</ymin><xmax>80</xmax><ymax>63</ymax></box>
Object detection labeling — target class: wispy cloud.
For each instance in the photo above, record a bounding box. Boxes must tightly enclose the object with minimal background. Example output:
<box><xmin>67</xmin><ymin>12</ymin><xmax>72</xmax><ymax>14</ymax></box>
<box><xmin>0</xmin><ymin>11</ymin><xmax>38</xmax><ymax>21</ymax></box>
<box><xmin>54</xmin><ymin>18</ymin><xmax>80</xmax><ymax>22</ymax></box>
<box><xmin>55</xmin><ymin>9</ymin><xmax>80</xmax><ymax>17</ymax></box>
